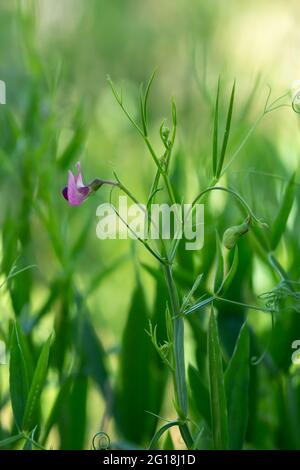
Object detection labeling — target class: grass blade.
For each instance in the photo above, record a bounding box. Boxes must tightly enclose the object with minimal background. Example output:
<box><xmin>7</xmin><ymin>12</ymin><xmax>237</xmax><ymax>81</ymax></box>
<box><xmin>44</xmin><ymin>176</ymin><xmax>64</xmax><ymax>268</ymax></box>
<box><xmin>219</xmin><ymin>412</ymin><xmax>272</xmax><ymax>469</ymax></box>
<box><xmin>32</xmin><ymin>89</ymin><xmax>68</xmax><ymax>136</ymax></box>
<box><xmin>224</xmin><ymin>322</ymin><xmax>250</xmax><ymax>449</ymax></box>
<box><xmin>212</xmin><ymin>77</ymin><xmax>220</xmax><ymax>177</ymax></box>
<box><xmin>9</xmin><ymin>322</ymin><xmax>31</xmax><ymax>429</ymax></box>
<box><xmin>116</xmin><ymin>282</ymin><xmax>153</xmax><ymax>445</ymax></box>
<box><xmin>216</xmin><ymin>80</ymin><xmax>236</xmax><ymax>178</ymax></box>
<box><xmin>208</xmin><ymin>308</ymin><xmax>229</xmax><ymax>449</ymax></box>
<box><xmin>23</xmin><ymin>333</ymin><xmax>53</xmax><ymax>431</ymax></box>
<box><xmin>271</xmin><ymin>172</ymin><xmax>296</xmax><ymax>250</ymax></box>
<box><xmin>0</xmin><ymin>433</ymin><xmax>24</xmax><ymax>449</ymax></box>
<box><xmin>217</xmin><ymin>246</ymin><xmax>239</xmax><ymax>296</ymax></box>
<box><xmin>188</xmin><ymin>365</ymin><xmax>211</xmax><ymax>427</ymax></box>
<box><xmin>184</xmin><ymin>296</ymin><xmax>215</xmax><ymax>315</ymax></box>
<box><xmin>148</xmin><ymin>421</ymin><xmax>179</xmax><ymax>450</ymax></box>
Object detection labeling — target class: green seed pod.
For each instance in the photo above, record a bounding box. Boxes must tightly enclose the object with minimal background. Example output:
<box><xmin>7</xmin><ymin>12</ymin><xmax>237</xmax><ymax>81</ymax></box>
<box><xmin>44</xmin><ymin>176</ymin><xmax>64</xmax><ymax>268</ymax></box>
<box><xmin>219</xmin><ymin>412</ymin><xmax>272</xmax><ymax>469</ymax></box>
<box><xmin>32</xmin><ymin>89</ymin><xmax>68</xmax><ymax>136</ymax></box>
<box><xmin>222</xmin><ymin>218</ymin><xmax>251</xmax><ymax>250</ymax></box>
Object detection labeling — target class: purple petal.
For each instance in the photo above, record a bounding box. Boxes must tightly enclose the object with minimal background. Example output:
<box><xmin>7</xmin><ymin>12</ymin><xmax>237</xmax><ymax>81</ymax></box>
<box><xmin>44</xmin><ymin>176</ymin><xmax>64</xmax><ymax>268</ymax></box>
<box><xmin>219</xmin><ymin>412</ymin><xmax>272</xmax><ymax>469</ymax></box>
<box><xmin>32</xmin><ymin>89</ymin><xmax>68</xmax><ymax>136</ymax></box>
<box><xmin>78</xmin><ymin>186</ymin><xmax>90</xmax><ymax>196</ymax></box>
<box><xmin>75</xmin><ymin>161</ymin><xmax>84</xmax><ymax>187</ymax></box>
<box><xmin>62</xmin><ymin>186</ymin><xmax>69</xmax><ymax>200</ymax></box>
<box><xmin>66</xmin><ymin>170</ymin><xmax>89</xmax><ymax>205</ymax></box>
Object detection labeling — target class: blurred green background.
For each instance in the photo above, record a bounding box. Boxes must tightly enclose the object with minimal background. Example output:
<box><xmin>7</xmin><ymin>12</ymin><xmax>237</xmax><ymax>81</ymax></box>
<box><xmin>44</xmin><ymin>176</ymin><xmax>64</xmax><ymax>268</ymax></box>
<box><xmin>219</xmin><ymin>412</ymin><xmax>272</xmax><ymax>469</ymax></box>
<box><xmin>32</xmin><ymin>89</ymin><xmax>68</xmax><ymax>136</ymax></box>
<box><xmin>1</xmin><ymin>0</ymin><xmax>300</xmax><ymax>450</ymax></box>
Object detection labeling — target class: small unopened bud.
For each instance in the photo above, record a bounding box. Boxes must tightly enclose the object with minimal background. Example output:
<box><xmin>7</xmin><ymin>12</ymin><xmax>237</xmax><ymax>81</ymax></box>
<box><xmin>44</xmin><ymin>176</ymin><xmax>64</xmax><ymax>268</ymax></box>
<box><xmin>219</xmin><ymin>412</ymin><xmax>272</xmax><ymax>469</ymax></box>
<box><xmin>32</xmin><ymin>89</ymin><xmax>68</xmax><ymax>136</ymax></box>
<box><xmin>160</xmin><ymin>123</ymin><xmax>170</xmax><ymax>146</ymax></box>
<box><xmin>223</xmin><ymin>217</ymin><xmax>251</xmax><ymax>250</ymax></box>
<box><xmin>162</xmin><ymin>126</ymin><xmax>170</xmax><ymax>140</ymax></box>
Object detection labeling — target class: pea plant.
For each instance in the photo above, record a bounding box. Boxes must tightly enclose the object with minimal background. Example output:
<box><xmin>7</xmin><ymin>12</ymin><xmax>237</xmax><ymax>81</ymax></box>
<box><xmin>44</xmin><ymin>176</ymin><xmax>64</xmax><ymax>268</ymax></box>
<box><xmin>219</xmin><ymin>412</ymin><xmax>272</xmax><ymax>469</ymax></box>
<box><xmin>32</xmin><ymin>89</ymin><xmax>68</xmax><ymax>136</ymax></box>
<box><xmin>61</xmin><ymin>74</ymin><xmax>293</xmax><ymax>450</ymax></box>
<box><xmin>1</xmin><ymin>64</ymin><xmax>299</xmax><ymax>450</ymax></box>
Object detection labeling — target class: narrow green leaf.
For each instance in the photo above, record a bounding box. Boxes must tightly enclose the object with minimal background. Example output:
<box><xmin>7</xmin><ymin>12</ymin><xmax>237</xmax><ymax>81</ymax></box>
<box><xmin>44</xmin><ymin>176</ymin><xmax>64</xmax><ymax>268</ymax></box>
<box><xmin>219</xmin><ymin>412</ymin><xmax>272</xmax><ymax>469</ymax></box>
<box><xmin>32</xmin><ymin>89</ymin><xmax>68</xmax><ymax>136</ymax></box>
<box><xmin>184</xmin><ymin>296</ymin><xmax>215</xmax><ymax>315</ymax></box>
<box><xmin>182</xmin><ymin>273</ymin><xmax>204</xmax><ymax>310</ymax></box>
<box><xmin>59</xmin><ymin>373</ymin><xmax>88</xmax><ymax>450</ymax></box>
<box><xmin>0</xmin><ymin>433</ymin><xmax>24</xmax><ymax>449</ymax></box>
<box><xmin>224</xmin><ymin>323</ymin><xmax>250</xmax><ymax>449</ymax></box>
<box><xmin>271</xmin><ymin>172</ymin><xmax>296</xmax><ymax>250</ymax></box>
<box><xmin>188</xmin><ymin>365</ymin><xmax>211</xmax><ymax>427</ymax></box>
<box><xmin>172</xmin><ymin>99</ymin><xmax>177</xmax><ymax>127</ymax></box>
<box><xmin>9</xmin><ymin>323</ymin><xmax>31</xmax><ymax>429</ymax></box>
<box><xmin>148</xmin><ymin>421</ymin><xmax>179</xmax><ymax>450</ymax></box>
<box><xmin>23</xmin><ymin>333</ymin><xmax>53</xmax><ymax>431</ymax></box>
<box><xmin>208</xmin><ymin>309</ymin><xmax>229</xmax><ymax>450</ymax></box>
<box><xmin>139</xmin><ymin>83</ymin><xmax>147</xmax><ymax>136</ymax></box>
<box><xmin>217</xmin><ymin>246</ymin><xmax>239</xmax><ymax>296</ymax></box>
<box><xmin>22</xmin><ymin>428</ymin><xmax>37</xmax><ymax>450</ymax></box>
<box><xmin>142</xmin><ymin>70</ymin><xmax>156</xmax><ymax>135</ymax></box>
<box><xmin>212</xmin><ymin>77</ymin><xmax>220</xmax><ymax>177</ymax></box>
<box><xmin>216</xmin><ymin>80</ymin><xmax>236</xmax><ymax>178</ymax></box>
<box><xmin>116</xmin><ymin>283</ymin><xmax>153</xmax><ymax>444</ymax></box>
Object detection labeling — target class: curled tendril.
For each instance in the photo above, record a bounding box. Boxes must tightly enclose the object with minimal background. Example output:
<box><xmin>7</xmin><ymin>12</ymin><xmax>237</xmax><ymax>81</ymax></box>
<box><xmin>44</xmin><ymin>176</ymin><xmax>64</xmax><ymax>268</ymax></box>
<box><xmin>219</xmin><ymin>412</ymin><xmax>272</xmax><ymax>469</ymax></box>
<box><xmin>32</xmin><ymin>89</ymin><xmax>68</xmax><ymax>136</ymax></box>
<box><xmin>292</xmin><ymin>90</ymin><xmax>300</xmax><ymax>113</ymax></box>
<box><xmin>259</xmin><ymin>279</ymin><xmax>300</xmax><ymax>313</ymax></box>
<box><xmin>251</xmin><ymin>278</ymin><xmax>300</xmax><ymax>366</ymax></box>
<box><xmin>92</xmin><ymin>432</ymin><xmax>111</xmax><ymax>450</ymax></box>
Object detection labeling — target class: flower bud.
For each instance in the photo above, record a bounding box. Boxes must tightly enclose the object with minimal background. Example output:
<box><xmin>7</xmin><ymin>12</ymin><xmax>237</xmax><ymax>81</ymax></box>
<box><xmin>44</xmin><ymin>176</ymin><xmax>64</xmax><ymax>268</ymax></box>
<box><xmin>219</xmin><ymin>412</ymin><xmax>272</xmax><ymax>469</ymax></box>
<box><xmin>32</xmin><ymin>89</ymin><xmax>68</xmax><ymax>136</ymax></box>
<box><xmin>222</xmin><ymin>218</ymin><xmax>251</xmax><ymax>250</ymax></box>
<box><xmin>160</xmin><ymin>124</ymin><xmax>170</xmax><ymax>147</ymax></box>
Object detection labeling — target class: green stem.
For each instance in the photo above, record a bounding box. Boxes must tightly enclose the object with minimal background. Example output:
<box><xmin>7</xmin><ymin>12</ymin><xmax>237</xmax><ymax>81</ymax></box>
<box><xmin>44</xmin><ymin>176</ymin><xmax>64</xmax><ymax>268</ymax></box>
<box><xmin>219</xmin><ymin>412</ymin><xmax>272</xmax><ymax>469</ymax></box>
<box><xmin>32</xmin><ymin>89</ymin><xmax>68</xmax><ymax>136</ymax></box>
<box><xmin>144</xmin><ymin>138</ymin><xmax>177</xmax><ymax>205</ymax></box>
<box><xmin>163</xmin><ymin>264</ymin><xmax>193</xmax><ymax>449</ymax></box>
<box><xmin>191</xmin><ymin>185</ymin><xmax>263</xmax><ymax>224</ymax></box>
<box><xmin>115</xmin><ymin>179</ymin><xmax>168</xmax><ymax>263</ymax></box>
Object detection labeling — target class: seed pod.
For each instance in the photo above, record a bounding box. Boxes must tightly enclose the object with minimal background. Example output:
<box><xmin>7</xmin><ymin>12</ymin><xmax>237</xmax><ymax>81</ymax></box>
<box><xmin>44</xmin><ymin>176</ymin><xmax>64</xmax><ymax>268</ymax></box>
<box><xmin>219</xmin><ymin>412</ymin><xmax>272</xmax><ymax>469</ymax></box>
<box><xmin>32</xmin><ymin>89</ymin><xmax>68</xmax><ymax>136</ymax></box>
<box><xmin>222</xmin><ymin>218</ymin><xmax>251</xmax><ymax>250</ymax></box>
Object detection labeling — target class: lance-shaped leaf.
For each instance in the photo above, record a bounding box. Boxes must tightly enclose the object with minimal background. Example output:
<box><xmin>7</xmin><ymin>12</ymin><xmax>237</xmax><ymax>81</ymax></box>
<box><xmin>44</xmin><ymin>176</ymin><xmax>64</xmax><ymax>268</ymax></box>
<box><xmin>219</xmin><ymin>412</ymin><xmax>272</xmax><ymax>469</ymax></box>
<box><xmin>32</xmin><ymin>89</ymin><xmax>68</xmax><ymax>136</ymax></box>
<box><xmin>188</xmin><ymin>364</ymin><xmax>211</xmax><ymax>427</ymax></box>
<box><xmin>212</xmin><ymin>77</ymin><xmax>220</xmax><ymax>177</ymax></box>
<box><xmin>216</xmin><ymin>80</ymin><xmax>236</xmax><ymax>178</ymax></box>
<box><xmin>217</xmin><ymin>246</ymin><xmax>239</xmax><ymax>296</ymax></box>
<box><xmin>148</xmin><ymin>421</ymin><xmax>179</xmax><ymax>450</ymax></box>
<box><xmin>23</xmin><ymin>332</ymin><xmax>54</xmax><ymax>431</ymax></box>
<box><xmin>116</xmin><ymin>282</ymin><xmax>153</xmax><ymax>444</ymax></box>
<box><xmin>271</xmin><ymin>172</ymin><xmax>296</xmax><ymax>250</ymax></box>
<box><xmin>224</xmin><ymin>322</ymin><xmax>250</xmax><ymax>450</ymax></box>
<box><xmin>208</xmin><ymin>309</ymin><xmax>228</xmax><ymax>449</ymax></box>
<box><xmin>0</xmin><ymin>433</ymin><xmax>25</xmax><ymax>449</ymax></box>
<box><xmin>9</xmin><ymin>322</ymin><xmax>32</xmax><ymax>429</ymax></box>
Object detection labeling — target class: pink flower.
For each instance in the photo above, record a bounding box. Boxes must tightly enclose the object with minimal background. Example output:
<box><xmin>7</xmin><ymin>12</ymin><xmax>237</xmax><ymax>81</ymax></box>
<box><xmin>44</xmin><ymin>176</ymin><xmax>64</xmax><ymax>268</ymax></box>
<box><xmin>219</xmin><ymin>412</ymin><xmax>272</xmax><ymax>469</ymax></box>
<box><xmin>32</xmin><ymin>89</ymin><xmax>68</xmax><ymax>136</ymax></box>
<box><xmin>62</xmin><ymin>162</ymin><xmax>118</xmax><ymax>206</ymax></box>
<box><xmin>62</xmin><ymin>162</ymin><xmax>90</xmax><ymax>206</ymax></box>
